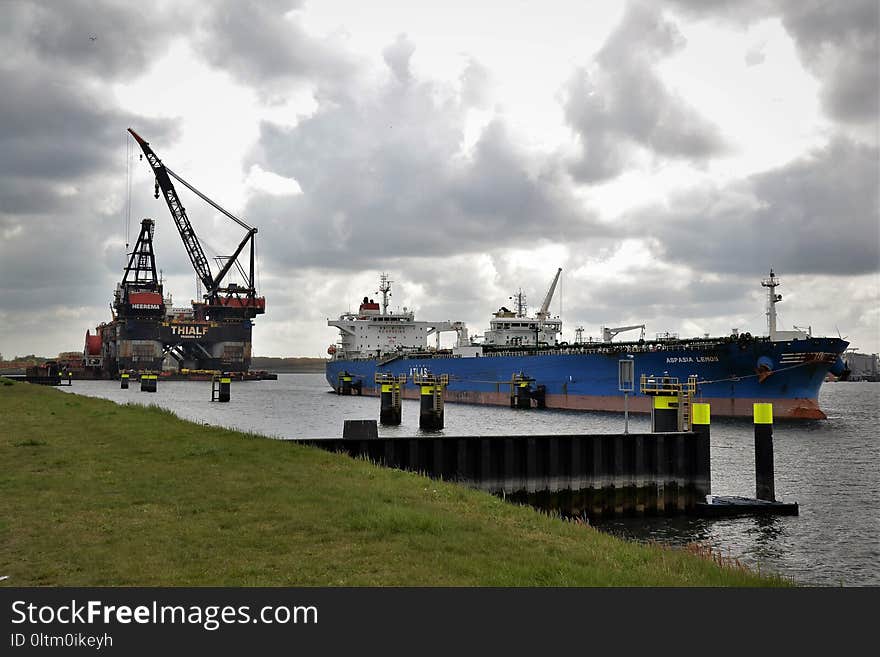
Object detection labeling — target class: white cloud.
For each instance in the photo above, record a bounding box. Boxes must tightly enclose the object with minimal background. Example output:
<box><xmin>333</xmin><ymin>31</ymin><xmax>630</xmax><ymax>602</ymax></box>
<box><xmin>0</xmin><ymin>0</ymin><xmax>877</xmax><ymax>360</ymax></box>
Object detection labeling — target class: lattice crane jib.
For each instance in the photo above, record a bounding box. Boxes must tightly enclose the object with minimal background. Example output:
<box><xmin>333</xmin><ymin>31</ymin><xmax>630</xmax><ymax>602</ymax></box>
<box><xmin>127</xmin><ymin>129</ymin><xmax>263</xmax><ymax>316</ymax></box>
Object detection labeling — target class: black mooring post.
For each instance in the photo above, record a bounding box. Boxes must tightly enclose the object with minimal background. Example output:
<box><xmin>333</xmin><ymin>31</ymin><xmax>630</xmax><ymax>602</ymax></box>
<box><xmin>418</xmin><ymin>378</ymin><xmax>444</xmax><ymax>431</ymax></box>
<box><xmin>651</xmin><ymin>395</ymin><xmax>678</xmax><ymax>432</ymax></box>
<box><xmin>212</xmin><ymin>375</ymin><xmax>230</xmax><ymax>402</ymax></box>
<box><xmin>691</xmin><ymin>403</ymin><xmax>711</xmax><ymax>499</ymax></box>
<box><xmin>754</xmin><ymin>403</ymin><xmax>775</xmax><ymax>502</ymax></box>
<box><xmin>379</xmin><ymin>375</ymin><xmax>403</xmax><ymax>425</ymax></box>
<box><xmin>120</xmin><ymin>373</ymin><xmax>130</xmax><ymax>389</ymax></box>
<box><xmin>380</xmin><ymin>384</ymin><xmax>397</xmax><ymax>423</ymax></box>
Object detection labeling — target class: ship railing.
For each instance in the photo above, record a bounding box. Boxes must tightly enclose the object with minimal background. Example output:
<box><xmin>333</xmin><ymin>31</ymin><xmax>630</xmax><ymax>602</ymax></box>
<box><xmin>361</xmin><ymin>338</ymin><xmax>736</xmax><ymax>362</ymax></box>
<box><xmin>412</xmin><ymin>372</ymin><xmax>449</xmax><ymax>387</ymax></box>
<box><xmin>639</xmin><ymin>374</ymin><xmax>698</xmax><ymax>397</ymax></box>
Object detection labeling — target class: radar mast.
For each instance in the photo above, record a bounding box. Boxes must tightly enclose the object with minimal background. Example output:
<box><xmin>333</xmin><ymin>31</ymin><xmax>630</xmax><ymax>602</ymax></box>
<box><xmin>378</xmin><ymin>273</ymin><xmax>393</xmax><ymax>315</ymax></box>
<box><xmin>761</xmin><ymin>269</ymin><xmax>782</xmax><ymax>340</ymax></box>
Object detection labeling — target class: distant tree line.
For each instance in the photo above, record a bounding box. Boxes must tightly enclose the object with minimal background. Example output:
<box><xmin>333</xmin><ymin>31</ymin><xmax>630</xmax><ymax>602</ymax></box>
<box><xmin>251</xmin><ymin>357</ymin><xmax>326</xmax><ymax>372</ymax></box>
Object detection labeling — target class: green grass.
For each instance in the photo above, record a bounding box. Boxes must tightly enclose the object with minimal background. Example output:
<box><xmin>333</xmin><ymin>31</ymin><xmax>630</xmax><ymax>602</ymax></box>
<box><xmin>0</xmin><ymin>380</ymin><xmax>787</xmax><ymax>586</ymax></box>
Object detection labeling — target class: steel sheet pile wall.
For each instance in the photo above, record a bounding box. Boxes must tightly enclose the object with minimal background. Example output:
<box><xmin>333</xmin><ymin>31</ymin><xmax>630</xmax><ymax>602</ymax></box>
<box><xmin>298</xmin><ymin>432</ymin><xmax>710</xmax><ymax>517</ymax></box>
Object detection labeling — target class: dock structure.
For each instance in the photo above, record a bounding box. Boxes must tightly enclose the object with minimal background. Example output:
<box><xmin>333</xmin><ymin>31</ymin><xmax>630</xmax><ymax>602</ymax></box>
<box><xmin>305</xmin><ymin>398</ymin><xmax>798</xmax><ymax>518</ymax></box>
<box><xmin>211</xmin><ymin>374</ymin><xmax>231</xmax><ymax>402</ymax></box>
<box><xmin>140</xmin><ymin>373</ymin><xmax>158</xmax><ymax>392</ymax></box>
<box><xmin>509</xmin><ymin>372</ymin><xmax>546</xmax><ymax>409</ymax></box>
<box><xmin>696</xmin><ymin>402</ymin><xmax>798</xmax><ymax>516</ymax></box>
<box><xmin>336</xmin><ymin>371</ymin><xmax>362</xmax><ymax>396</ymax></box>
<box><xmin>413</xmin><ymin>372</ymin><xmax>447</xmax><ymax>431</ymax></box>
<box><xmin>297</xmin><ymin>430</ymin><xmax>710</xmax><ymax>517</ymax></box>
<box><xmin>376</xmin><ymin>373</ymin><xmax>406</xmax><ymax>425</ymax></box>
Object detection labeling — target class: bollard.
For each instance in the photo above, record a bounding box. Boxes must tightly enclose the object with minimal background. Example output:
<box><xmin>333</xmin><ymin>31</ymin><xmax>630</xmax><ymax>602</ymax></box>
<box><xmin>377</xmin><ymin>374</ymin><xmax>405</xmax><ymax>425</ymax></box>
<box><xmin>379</xmin><ymin>382</ymin><xmax>399</xmax><ymax>423</ymax></box>
<box><xmin>651</xmin><ymin>395</ymin><xmax>678</xmax><ymax>432</ymax></box>
<box><xmin>337</xmin><ymin>372</ymin><xmax>352</xmax><ymax>395</ymax></box>
<box><xmin>415</xmin><ymin>373</ymin><xmax>446</xmax><ymax>431</ymax></box>
<box><xmin>512</xmin><ymin>380</ymin><xmax>531</xmax><ymax>409</ymax></box>
<box><xmin>691</xmin><ymin>403</ymin><xmax>711</xmax><ymax>498</ymax></box>
<box><xmin>212</xmin><ymin>375</ymin><xmax>231</xmax><ymax>402</ymax></box>
<box><xmin>754</xmin><ymin>403</ymin><xmax>775</xmax><ymax>502</ymax></box>
<box><xmin>140</xmin><ymin>374</ymin><xmax>157</xmax><ymax>393</ymax></box>
<box><xmin>509</xmin><ymin>373</ymin><xmax>545</xmax><ymax>409</ymax></box>
<box><xmin>419</xmin><ymin>383</ymin><xmax>443</xmax><ymax>431</ymax></box>
<box><xmin>120</xmin><ymin>373</ymin><xmax>130</xmax><ymax>389</ymax></box>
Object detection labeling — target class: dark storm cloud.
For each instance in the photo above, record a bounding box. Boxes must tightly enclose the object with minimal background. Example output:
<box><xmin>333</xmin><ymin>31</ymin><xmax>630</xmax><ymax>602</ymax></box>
<box><xmin>779</xmin><ymin>0</ymin><xmax>879</xmax><ymax>125</ymax></box>
<box><xmin>193</xmin><ymin>0</ymin><xmax>353</xmax><ymax>93</ymax></box>
<box><xmin>0</xmin><ymin>68</ymin><xmax>175</xmax><ymax>190</ymax></box>
<box><xmin>627</xmin><ymin>137</ymin><xmax>880</xmax><ymax>276</ymax></box>
<box><xmin>0</xmin><ymin>2</ymin><xmax>181</xmax><ymax>332</ymax></box>
<box><xmin>5</xmin><ymin>0</ymin><xmax>189</xmax><ymax>81</ymax></box>
<box><xmin>563</xmin><ymin>2</ymin><xmax>728</xmax><ymax>183</ymax></box>
<box><xmin>245</xmin><ymin>47</ymin><xmax>610</xmax><ymax>272</ymax></box>
<box><xmin>574</xmin><ymin>275</ymin><xmax>752</xmax><ymax>323</ymax></box>
<box><xmin>665</xmin><ymin>0</ymin><xmax>880</xmax><ymax>125</ymax></box>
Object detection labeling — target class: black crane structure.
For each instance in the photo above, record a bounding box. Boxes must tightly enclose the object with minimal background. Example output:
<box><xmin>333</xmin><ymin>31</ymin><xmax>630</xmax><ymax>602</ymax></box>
<box><xmin>127</xmin><ymin>128</ymin><xmax>264</xmax><ymax>320</ymax></box>
<box><xmin>121</xmin><ymin>218</ymin><xmax>159</xmax><ymax>288</ymax></box>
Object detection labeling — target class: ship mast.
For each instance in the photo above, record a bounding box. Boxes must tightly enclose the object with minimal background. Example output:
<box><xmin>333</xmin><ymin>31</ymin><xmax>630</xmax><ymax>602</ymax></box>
<box><xmin>510</xmin><ymin>289</ymin><xmax>527</xmax><ymax>318</ymax></box>
<box><xmin>378</xmin><ymin>273</ymin><xmax>392</xmax><ymax>315</ymax></box>
<box><xmin>761</xmin><ymin>268</ymin><xmax>782</xmax><ymax>340</ymax></box>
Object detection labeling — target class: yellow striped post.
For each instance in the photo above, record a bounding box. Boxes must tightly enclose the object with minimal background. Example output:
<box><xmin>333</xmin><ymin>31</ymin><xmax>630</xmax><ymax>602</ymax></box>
<box><xmin>691</xmin><ymin>403</ymin><xmax>711</xmax><ymax>497</ymax></box>
<box><xmin>753</xmin><ymin>403</ymin><xmax>773</xmax><ymax>425</ymax></box>
<box><xmin>652</xmin><ymin>395</ymin><xmax>679</xmax><ymax>432</ymax></box>
<box><xmin>378</xmin><ymin>375</ymin><xmax>403</xmax><ymax>425</ymax></box>
<box><xmin>754</xmin><ymin>403</ymin><xmax>775</xmax><ymax>501</ymax></box>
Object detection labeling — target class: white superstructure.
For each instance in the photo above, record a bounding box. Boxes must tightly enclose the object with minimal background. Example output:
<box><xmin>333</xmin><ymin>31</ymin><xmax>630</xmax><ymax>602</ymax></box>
<box><xmin>328</xmin><ymin>274</ymin><xmax>467</xmax><ymax>359</ymax></box>
<box><xmin>481</xmin><ymin>268</ymin><xmax>563</xmax><ymax>347</ymax></box>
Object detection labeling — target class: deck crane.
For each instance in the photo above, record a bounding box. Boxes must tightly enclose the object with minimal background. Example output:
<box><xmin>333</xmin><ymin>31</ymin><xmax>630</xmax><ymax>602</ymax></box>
<box><xmin>535</xmin><ymin>267</ymin><xmax>562</xmax><ymax>323</ymax></box>
<box><xmin>127</xmin><ymin>129</ymin><xmax>265</xmax><ymax>320</ymax></box>
<box><xmin>601</xmin><ymin>324</ymin><xmax>646</xmax><ymax>343</ymax></box>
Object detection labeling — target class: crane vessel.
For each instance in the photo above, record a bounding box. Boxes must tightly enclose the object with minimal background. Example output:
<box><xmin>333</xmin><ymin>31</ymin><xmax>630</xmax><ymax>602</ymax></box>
<box><xmin>84</xmin><ymin>130</ymin><xmax>267</xmax><ymax>379</ymax></box>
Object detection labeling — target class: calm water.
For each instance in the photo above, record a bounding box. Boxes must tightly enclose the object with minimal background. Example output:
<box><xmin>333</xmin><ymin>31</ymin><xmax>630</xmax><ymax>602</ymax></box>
<box><xmin>62</xmin><ymin>375</ymin><xmax>879</xmax><ymax>586</ymax></box>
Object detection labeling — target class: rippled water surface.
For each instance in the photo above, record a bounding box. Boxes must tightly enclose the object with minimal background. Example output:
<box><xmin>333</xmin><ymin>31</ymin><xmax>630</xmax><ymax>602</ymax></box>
<box><xmin>63</xmin><ymin>375</ymin><xmax>879</xmax><ymax>586</ymax></box>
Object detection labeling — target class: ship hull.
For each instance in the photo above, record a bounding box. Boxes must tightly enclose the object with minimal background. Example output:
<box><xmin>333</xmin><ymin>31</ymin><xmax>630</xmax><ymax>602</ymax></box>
<box><xmin>326</xmin><ymin>337</ymin><xmax>848</xmax><ymax>419</ymax></box>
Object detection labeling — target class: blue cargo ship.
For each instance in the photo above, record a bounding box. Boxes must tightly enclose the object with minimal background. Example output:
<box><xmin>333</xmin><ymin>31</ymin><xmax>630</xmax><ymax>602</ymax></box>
<box><xmin>326</xmin><ymin>271</ymin><xmax>848</xmax><ymax>419</ymax></box>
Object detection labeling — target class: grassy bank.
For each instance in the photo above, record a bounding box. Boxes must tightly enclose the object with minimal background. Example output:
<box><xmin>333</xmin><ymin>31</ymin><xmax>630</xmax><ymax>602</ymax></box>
<box><xmin>0</xmin><ymin>380</ymin><xmax>785</xmax><ymax>586</ymax></box>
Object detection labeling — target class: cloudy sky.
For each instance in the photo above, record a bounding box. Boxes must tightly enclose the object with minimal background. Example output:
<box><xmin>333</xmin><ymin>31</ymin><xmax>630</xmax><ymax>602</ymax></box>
<box><xmin>0</xmin><ymin>0</ymin><xmax>877</xmax><ymax>359</ymax></box>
